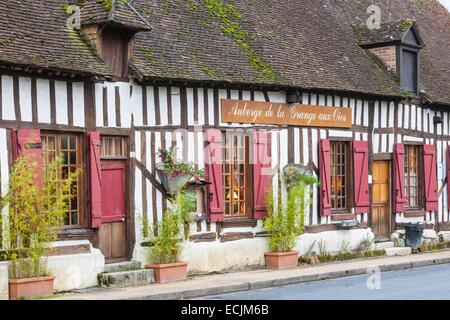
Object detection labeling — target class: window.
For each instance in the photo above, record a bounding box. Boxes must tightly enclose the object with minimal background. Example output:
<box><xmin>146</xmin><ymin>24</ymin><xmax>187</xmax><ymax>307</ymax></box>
<box><xmin>401</xmin><ymin>49</ymin><xmax>418</xmax><ymax>94</ymax></box>
<box><xmin>101</xmin><ymin>27</ymin><xmax>130</xmax><ymax>78</ymax></box>
<box><xmin>222</xmin><ymin>130</ymin><xmax>249</xmax><ymax>217</ymax></box>
<box><xmin>42</xmin><ymin>133</ymin><xmax>82</xmax><ymax>226</ymax></box>
<box><xmin>101</xmin><ymin>136</ymin><xmax>127</xmax><ymax>159</ymax></box>
<box><xmin>330</xmin><ymin>141</ymin><xmax>350</xmax><ymax>211</ymax></box>
<box><xmin>404</xmin><ymin>145</ymin><xmax>421</xmax><ymax>208</ymax></box>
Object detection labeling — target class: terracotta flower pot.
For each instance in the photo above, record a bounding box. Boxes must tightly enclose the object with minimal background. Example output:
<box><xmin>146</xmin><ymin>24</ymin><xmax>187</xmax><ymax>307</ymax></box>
<box><xmin>9</xmin><ymin>275</ymin><xmax>56</xmax><ymax>300</ymax></box>
<box><xmin>264</xmin><ymin>251</ymin><xmax>299</xmax><ymax>269</ymax></box>
<box><xmin>145</xmin><ymin>261</ymin><xmax>188</xmax><ymax>283</ymax></box>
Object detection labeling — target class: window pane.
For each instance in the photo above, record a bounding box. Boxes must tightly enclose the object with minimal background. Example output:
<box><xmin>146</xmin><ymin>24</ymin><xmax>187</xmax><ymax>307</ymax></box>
<box><xmin>404</xmin><ymin>145</ymin><xmax>420</xmax><ymax>208</ymax></box>
<box><xmin>330</xmin><ymin>142</ymin><xmax>349</xmax><ymax>210</ymax></box>
<box><xmin>41</xmin><ymin>133</ymin><xmax>81</xmax><ymax>226</ymax></box>
<box><xmin>222</xmin><ymin>131</ymin><xmax>247</xmax><ymax>216</ymax></box>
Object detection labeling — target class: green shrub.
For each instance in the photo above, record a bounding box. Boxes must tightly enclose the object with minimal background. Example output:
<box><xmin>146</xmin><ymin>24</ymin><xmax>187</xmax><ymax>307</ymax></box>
<box><xmin>263</xmin><ymin>170</ymin><xmax>317</xmax><ymax>253</ymax></box>
<box><xmin>148</xmin><ymin>190</ymin><xmax>196</xmax><ymax>264</ymax></box>
<box><xmin>1</xmin><ymin>155</ymin><xmax>80</xmax><ymax>279</ymax></box>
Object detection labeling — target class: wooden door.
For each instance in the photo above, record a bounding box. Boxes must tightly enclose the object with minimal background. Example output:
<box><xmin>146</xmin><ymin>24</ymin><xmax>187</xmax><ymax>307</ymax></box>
<box><xmin>371</xmin><ymin>161</ymin><xmax>391</xmax><ymax>240</ymax></box>
<box><xmin>98</xmin><ymin>161</ymin><xmax>127</xmax><ymax>262</ymax></box>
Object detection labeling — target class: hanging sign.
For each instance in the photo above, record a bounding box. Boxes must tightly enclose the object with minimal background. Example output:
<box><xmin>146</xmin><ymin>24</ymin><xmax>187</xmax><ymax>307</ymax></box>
<box><xmin>221</xmin><ymin>99</ymin><xmax>352</xmax><ymax>128</ymax></box>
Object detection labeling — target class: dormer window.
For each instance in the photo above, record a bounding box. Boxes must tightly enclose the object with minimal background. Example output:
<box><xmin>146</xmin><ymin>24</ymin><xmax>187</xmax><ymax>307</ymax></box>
<box><xmin>399</xmin><ymin>27</ymin><xmax>421</xmax><ymax>94</ymax></box>
<box><xmin>400</xmin><ymin>48</ymin><xmax>418</xmax><ymax>94</ymax></box>
<box><xmin>356</xmin><ymin>19</ymin><xmax>424</xmax><ymax>96</ymax></box>
<box><xmin>78</xmin><ymin>0</ymin><xmax>151</xmax><ymax>79</ymax></box>
<box><xmin>101</xmin><ymin>26</ymin><xmax>131</xmax><ymax>78</ymax></box>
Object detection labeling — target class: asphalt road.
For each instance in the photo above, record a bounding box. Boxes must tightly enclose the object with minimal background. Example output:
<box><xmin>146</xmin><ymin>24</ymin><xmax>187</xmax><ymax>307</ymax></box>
<box><xmin>200</xmin><ymin>263</ymin><xmax>450</xmax><ymax>300</ymax></box>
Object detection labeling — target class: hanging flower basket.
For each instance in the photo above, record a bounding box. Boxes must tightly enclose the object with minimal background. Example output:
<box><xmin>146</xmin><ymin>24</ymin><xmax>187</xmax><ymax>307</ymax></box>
<box><xmin>156</xmin><ymin>148</ymin><xmax>205</xmax><ymax>196</ymax></box>
<box><xmin>156</xmin><ymin>163</ymin><xmax>193</xmax><ymax>195</ymax></box>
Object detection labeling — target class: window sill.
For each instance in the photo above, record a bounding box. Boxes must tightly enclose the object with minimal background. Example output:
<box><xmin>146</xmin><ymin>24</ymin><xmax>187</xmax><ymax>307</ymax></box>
<box><xmin>330</xmin><ymin>213</ymin><xmax>356</xmax><ymax>221</ymax></box>
<box><xmin>403</xmin><ymin>210</ymin><xmax>426</xmax><ymax>218</ymax></box>
<box><xmin>222</xmin><ymin>217</ymin><xmax>258</xmax><ymax>228</ymax></box>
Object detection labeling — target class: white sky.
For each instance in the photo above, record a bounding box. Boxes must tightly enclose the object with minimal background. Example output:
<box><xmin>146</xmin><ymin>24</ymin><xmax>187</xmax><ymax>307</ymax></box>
<box><xmin>439</xmin><ymin>0</ymin><xmax>450</xmax><ymax>12</ymax></box>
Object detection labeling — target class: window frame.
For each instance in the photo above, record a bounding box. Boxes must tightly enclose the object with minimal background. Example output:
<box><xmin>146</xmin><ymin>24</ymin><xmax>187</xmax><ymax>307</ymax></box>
<box><xmin>329</xmin><ymin>140</ymin><xmax>353</xmax><ymax>214</ymax></box>
<box><xmin>400</xmin><ymin>47</ymin><xmax>419</xmax><ymax>95</ymax></box>
<box><xmin>221</xmin><ymin>129</ymin><xmax>251</xmax><ymax>219</ymax></box>
<box><xmin>403</xmin><ymin>144</ymin><xmax>424</xmax><ymax>211</ymax></box>
<box><xmin>41</xmin><ymin>131</ymin><xmax>85</xmax><ymax>228</ymax></box>
<box><xmin>100</xmin><ymin>136</ymin><xmax>128</xmax><ymax>160</ymax></box>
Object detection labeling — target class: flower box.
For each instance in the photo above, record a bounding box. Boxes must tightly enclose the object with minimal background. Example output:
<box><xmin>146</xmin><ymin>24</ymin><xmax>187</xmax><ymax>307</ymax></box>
<box><xmin>9</xmin><ymin>275</ymin><xmax>55</xmax><ymax>300</ymax></box>
<box><xmin>145</xmin><ymin>262</ymin><xmax>188</xmax><ymax>283</ymax></box>
<box><xmin>264</xmin><ymin>251</ymin><xmax>299</xmax><ymax>269</ymax></box>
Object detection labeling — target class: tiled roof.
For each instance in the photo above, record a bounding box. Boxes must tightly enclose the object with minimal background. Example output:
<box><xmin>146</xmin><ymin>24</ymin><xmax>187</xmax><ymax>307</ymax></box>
<box><xmin>0</xmin><ymin>0</ymin><xmax>111</xmax><ymax>76</ymax></box>
<box><xmin>130</xmin><ymin>0</ymin><xmax>450</xmax><ymax>105</ymax></box>
<box><xmin>0</xmin><ymin>0</ymin><xmax>449</xmax><ymax>106</ymax></box>
<box><xmin>81</xmin><ymin>0</ymin><xmax>151</xmax><ymax>31</ymax></box>
<box><xmin>357</xmin><ymin>19</ymin><xmax>419</xmax><ymax>47</ymax></box>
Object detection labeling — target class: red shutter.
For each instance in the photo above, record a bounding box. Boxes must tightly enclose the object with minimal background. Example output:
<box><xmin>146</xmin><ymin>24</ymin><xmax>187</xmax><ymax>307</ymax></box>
<box><xmin>204</xmin><ymin>129</ymin><xmax>224</xmax><ymax>222</ymax></box>
<box><xmin>88</xmin><ymin>132</ymin><xmax>102</xmax><ymax>228</ymax></box>
<box><xmin>423</xmin><ymin>144</ymin><xmax>438</xmax><ymax>211</ymax></box>
<box><xmin>12</xmin><ymin>129</ymin><xmax>43</xmax><ymax>186</ymax></box>
<box><xmin>447</xmin><ymin>146</ymin><xmax>450</xmax><ymax>210</ymax></box>
<box><xmin>319</xmin><ymin>139</ymin><xmax>332</xmax><ymax>216</ymax></box>
<box><xmin>353</xmin><ymin>141</ymin><xmax>370</xmax><ymax>213</ymax></box>
<box><xmin>253</xmin><ymin>131</ymin><xmax>272</xmax><ymax>220</ymax></box>
<box><xmin>101</xmin><ymin>163</ymin><xmax>126</xmax><ymax>223</ymax></box>
<box><xmin>393</xmin><ymin>143</ymin><xmax>406</xmax><ymax>213</ymax></box>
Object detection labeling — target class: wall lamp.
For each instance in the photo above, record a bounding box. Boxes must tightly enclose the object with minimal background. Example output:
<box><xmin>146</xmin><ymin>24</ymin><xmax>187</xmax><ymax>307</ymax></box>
<box><xmin>433</xmin><ymin>115</ymin><xmax>442</xmax><ymax>125</ymax></box>
<box><xmin>286</xmin><ymin>90</ymin><xmax>299</xmax><ymax>104</ymax></box>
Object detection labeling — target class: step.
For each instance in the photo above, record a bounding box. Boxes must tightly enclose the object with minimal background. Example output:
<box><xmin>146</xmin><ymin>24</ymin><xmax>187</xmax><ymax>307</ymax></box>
<box><xmin>375</xmin><ymin>241</ymin><xmax>395</xmax><ymax>249</ymax></box>
<box><xmin>98</xmin><ymin>269</ymin><xmax>154</xmax><ymax>288</ymax></box>
<box><xmin>103</xmin><ymin>260</ymin><xmax>142</xmax><ymax>273</ymax></box>
<box><xmin>385</xmin><ymin>247</ymin><xmax>412</xmax><ymax>256</ymax></box>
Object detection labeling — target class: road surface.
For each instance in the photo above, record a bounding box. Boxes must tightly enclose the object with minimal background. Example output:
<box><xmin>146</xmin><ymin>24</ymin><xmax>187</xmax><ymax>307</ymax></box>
<box><xmin>201</xmin><ymin>263</ymin><xmax>450</xmax><ymax>300</ymax></box>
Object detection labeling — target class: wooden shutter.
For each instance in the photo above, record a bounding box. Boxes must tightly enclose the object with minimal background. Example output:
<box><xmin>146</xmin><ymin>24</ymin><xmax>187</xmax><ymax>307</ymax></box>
<box><xmin>353</xmin><ymin>141</ymin><xmax>370</xmax><ymax>213</ymax></box>
<box><xmin>393</xmin><ymin>143</ymin><xmax>406</xmax><ymax>213</ymax></box>
<box><xmin>423</xmin><ymin>144</ymin><xmax>438</xmax><ymax>211</ymax></box>
<box><xmin>88</xmin><ymin>132</ymin><xmax>102</xmax><ymax>228</ymax></box>
<box><xmin>253</xmin><ymin>131</ymin><xmax>272</xmax><ymax>220</ymax></box>
<box><xmin>101</xmin><ymin>163</ymin><xmax>126</xmax><ymax>223</ymax></box>
<box><xmin>204</xmin><ymin>129</ymin><xmax>224</xmax><ymax>222</ymax></box>
<box><xmin>12</xmin><ymin>129</ymin><xmax>43</xmax><ymax>186</ymax></box>
<box><xmin>319</xmin><ymin>139</ymin><xmax>332</xmax><ymax>216</ymax></box>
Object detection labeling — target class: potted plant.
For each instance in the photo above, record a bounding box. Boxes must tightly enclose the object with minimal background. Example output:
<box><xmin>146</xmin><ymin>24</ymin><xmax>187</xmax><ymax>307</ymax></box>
<box><xmin>0</xmin><ymin>155</ymin><xmax>79</xmax><ymax>300</ymax></box>
<box><xmin>144</xmin><ymin>190</ymin><xmax>196</xmax><ymax>283</ymax></box>
<box><xmin>263</xmin><ymin>165</ymin><xmax>317</xmax><ymax>269</ymax></box>
<box><xmin>156</xmin><ymin>148</ymin><xmax>205</xmax><ymax>195</ymax></box>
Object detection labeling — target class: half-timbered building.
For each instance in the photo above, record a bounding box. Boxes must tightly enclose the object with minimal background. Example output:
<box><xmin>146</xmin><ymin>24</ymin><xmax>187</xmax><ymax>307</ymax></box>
<box><xmin>0</xmin><ymin>0</ymin><xmax>449</xmax><ymax>290</ymax></box>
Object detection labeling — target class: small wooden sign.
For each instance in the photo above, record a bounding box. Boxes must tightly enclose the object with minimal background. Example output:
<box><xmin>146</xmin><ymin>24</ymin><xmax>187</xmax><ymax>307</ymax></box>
<box><xmin>221</xmin><ymin>99</ymin><xmax>352</xmax><ymax>128</ymax></box>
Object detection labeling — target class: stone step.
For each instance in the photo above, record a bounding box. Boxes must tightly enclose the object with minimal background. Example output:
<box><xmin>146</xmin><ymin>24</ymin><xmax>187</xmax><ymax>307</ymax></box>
<box><xmin>385</xmin><ymin>247</ymin><xmax>412</xmax><ymax>256</ymax></box>
<box><xmin>103</xmin><ymin>260</ymin><xmax>142</xmax><ymax>273</ymax></box>
<box><xmin>98</xmin><ymin>269</ymin><xmax>154</xmax><ymax>288</ymax></box>
<box><xmin>375</xmin><ymin>241</ymin><xmax>395</xmax><ymax>249</ymax></box>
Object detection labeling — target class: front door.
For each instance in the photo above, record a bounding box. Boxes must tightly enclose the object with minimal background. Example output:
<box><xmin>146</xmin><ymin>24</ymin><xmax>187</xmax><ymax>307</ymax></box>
<box><xmin>371</xmin><ymin>161</ymin><xmax>391</xmax><ymax>240</ymax></box>
<box><xmin>98</xmin><ymin>161</ymin><xmax>127</xmax><ymax>262</ymax></box>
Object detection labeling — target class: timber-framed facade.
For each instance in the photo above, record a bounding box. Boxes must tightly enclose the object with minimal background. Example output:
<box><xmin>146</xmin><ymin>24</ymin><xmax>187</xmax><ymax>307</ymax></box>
<box><xmin>0</xmin><ymin>0</ymin><xmax>449</xmax><ymax>289</ymax></box>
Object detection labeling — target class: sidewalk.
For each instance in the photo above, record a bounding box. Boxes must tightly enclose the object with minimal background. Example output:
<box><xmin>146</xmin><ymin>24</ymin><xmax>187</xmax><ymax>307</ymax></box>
<box><xmin>55</xmin><ymin>250</ymin><xmax>450</xmax><ymax>300</ymax></box>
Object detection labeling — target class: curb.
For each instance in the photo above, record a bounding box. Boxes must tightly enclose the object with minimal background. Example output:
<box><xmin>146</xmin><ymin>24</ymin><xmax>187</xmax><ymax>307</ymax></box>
<box><xmin>121</xmin><ymin>255</ymin><xmax>450</xmax><ymax>300</ymax></box>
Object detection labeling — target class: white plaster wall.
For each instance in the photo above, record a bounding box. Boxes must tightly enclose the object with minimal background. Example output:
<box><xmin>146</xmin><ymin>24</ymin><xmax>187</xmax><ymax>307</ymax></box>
<box><xmin>133</xmin><ymin>228</ymin><xmax>374</xmax><ymax>274</ymax></box>
<box><xmin>0</xmin><ymin>262</ymin><xmax>8</xmax><ymax>300</ymax></box>
<box><xmin>294</xmin><ymin>228</ymin><xmax>374</xmax><ymax>254</ymax></box>
<box><xmin>46</xmin><ymin>240</ymin><xmax>105</xmax><ymax>292</ymax></box>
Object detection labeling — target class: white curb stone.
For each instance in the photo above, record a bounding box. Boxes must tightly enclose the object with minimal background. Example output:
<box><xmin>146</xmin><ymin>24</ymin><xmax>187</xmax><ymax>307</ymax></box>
<box><xmin>385</xmin><ymin>247</ymin><xmax>412</xmax><ymax>256</ymax></box>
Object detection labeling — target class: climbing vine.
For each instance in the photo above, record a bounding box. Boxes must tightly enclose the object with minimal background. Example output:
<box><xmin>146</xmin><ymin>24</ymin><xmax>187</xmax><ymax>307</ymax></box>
<box><xmin>201</xmin><ymin>0</ymin><xmax>276</xmax><ymax>81</ymax></box>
